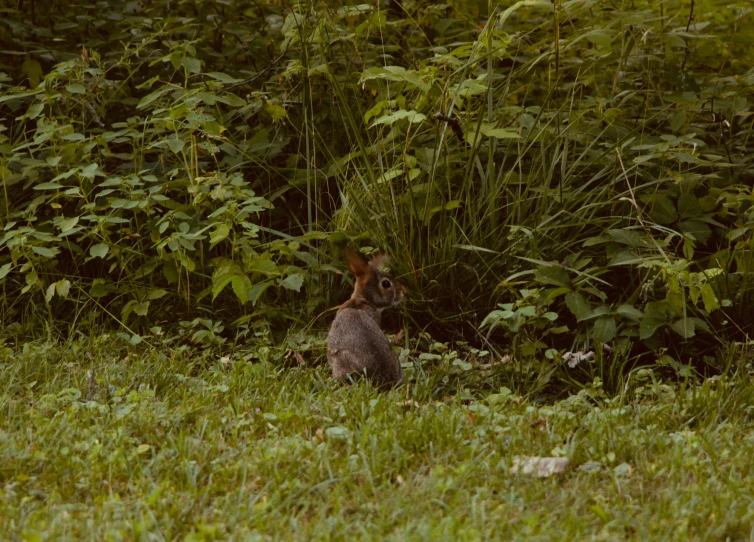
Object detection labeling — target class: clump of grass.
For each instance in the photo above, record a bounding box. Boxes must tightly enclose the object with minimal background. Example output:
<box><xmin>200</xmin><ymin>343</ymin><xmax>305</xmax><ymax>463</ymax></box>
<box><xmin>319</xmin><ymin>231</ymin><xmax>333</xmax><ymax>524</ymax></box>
<box><xmin>2</xmin><ymin>338</ymin><xmax>754</xmax><ymax>539</ymax></box>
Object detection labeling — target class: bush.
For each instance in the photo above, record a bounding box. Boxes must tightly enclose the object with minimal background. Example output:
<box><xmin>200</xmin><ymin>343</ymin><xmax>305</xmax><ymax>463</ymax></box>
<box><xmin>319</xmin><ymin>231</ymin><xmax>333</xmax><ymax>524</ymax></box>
<box><xmin>1</xmin><ymin>0</ymin><xmax>753</xmax><ymax>376</ymax></box>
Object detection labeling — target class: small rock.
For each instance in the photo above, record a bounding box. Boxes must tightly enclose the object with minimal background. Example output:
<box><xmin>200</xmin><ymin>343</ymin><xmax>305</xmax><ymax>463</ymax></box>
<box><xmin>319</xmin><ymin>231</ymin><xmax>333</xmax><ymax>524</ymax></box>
<box><xmin>510</xmin><ymin>456</ymin><xmax>570</xmax><ymax>478</ymax></box>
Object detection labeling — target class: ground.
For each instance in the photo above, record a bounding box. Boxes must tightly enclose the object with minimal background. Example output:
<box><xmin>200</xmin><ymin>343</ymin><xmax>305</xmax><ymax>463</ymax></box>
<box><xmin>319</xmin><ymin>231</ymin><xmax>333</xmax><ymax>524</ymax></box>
<box><xmin>1</xmin><ymin>338</ymin><xmax>753</xmax><ymax>540</ymax></box>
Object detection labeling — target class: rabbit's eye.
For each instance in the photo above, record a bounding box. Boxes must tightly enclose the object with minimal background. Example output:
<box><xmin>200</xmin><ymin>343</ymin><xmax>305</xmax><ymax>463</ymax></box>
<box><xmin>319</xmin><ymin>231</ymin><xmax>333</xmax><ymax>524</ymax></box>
<box><xmin>381</xmin><ymin>279</ymin><xmax>391</xmax><ymax>289</ymax></box>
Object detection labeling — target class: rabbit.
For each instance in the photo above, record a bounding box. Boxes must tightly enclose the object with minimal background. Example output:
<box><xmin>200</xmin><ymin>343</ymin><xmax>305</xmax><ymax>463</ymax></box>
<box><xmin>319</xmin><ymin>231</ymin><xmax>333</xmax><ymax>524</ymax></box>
<box><xmin>327</xmin><ymin>247</ymin><xmax>406</xmax><ymax>389</ymax></box>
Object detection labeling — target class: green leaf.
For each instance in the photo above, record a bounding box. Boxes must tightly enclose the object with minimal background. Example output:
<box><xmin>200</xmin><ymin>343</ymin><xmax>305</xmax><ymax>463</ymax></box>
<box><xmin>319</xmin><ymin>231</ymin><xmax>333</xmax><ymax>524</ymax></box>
<box><xmin>359</xmin><ymin>66</ymin><xmax>430</xmax><ymax>92</ymax></box>
<box><xmin>371</xmin><ymin>110</ymin><xmax>427</xmax><ymax>127</ymax></box>
<box><xmin>678</xmin><ymin>193</ymin><xmax>703</xmax><ymax>218</ymax></box>
<box><xmin>266</xmin><ymin>102</ymin><xmax>287</xmax><ymax>122</ymax></box>
<box><xmin>608</xmin><ymin>229</ymin><xmax>641</xmax><ymax>247</ymax></box>
<box><xmin>640</xmin><ymin>314</ymin><xmax>666</xmax><ymax>340</ymax></box>
<box><xmin>700</xmin><ymin>283</ymin><xmax>719</xmax><ymax>312</ymax></box>
<box><xmin>617</xmin><ymin>305</ymin><xmax>643</xmax><ymax>320</ymax></box>
<box><xmin>278</xmin><ymin>273</ymin><xmax>304</xmax><ymax>292</ymax></box>
<box><xmin>535</xmin><ymin>265</ymin><xmax>571</xmax><ymax>288</ymax></box>
<box><xmin>66</xmin><ymin>83</ymin><xmax>87</xmax><ymax>94</ymax></box>
<box><xmin>212</xmin><ymin>275</ymin><xmax>234</xmax><ymax>301</ymax></box>
<box><xmin>45</xmin><ymin>283</ymin><xmax>56</xmax><ymax>303</ymax></box>
<box><xmin>481</xmin><ymin>309</ymin><xmax>515</xmax><ymax>330</ymax></box>
<box><xmin>483</xmin><ymin>128</ymin><xmax>520</xmax><ymax>139</ymax></box>
<box><xmin>670</xmin><ymin>110</ymin><xmax>687</xmax><ymax>132</ymax></box>
<box><xmin>248</xmin><ymin>257</ymin><xmax>279</xmax><ymax>276</ymax></box>
<box><xmin>163</xmin><ymin>261</ymin><xmax>179</xmax><ymax>284</ymax></box>
<box><xmin>231</xmin><ymin>275</ymin><xmax>252</xmax><ymax>303</ymax></box>
<box><xmin>28</xmin><ymin>102</ymin><xmax>44</xmax><ymax>119</ymax></box>
<box><xmin>34</xmin><ymin>182</ymin><xmax>64</xmax><ymax>190</ymax></box>
<box><xmin>592</xmin><ymin>317</ymin><xmax>617</xmax><ymax>343</ymax></box>
<box><xmin>671</xmin><ymin>317</ymin><xmax>695</xmax><ymax>339</ymax></box>
<box><xmin>167</xmin><ymin>138</ymin><xmax>185</xmax><ymax>153</ymax></box>
<box><xmin>25</xmin><ymin>270</ymin><xmax>38</xmax><ymax>288</ymax></box>
<box><xmin>648</xmin><ymin>194</ymin><xmax>676</xmax><ymax>225</ymax></box>
<box><xmin>133</xmin><ymin>301</ymin><xmax>150</xmax><ymax>316</ymax></box>
<box><xmin>56</xmin><ymin>279</ymin><xmax>71</xmax><ymax>298</ymax></box>
<box><xmin>176</xmin><ymin>252</ymin><xmax>196</xmax><ymax>271</ymax></box>
<box><xmin>90</xmin><ymin>279</ymin><xmax>108</xmax><ymax>297</ymax></box>
<box><xmin>565</xmin><ymin>292</ymin><xmax>591</xmax><ymax>320</ymax></box>
<box><xmin>21</xmin><ymin>57</ymin><xmax>43</xmax><ymax>87</ymax></box>
<box><xmin>31</xmin><ymin>246</ymin><xmax>59</xmax><ymax>258</ymax></box>
<box><xmin>58</xmin><ymin>216</ymin><xmax>79</xmax><ymax>232</ymax></box>
<box><xmin>182</xmin><ymin>57</ymin><xmax>201</xmax><ymax>74</ymax></box>
<box><xmin>147</xmin><ymin>289</ymin><xmax>167</xmax><ymax>300</ymax></box>
<box><xmin>586</xmin><ymin>30</ymin><xmax>612</xmax><ymax>48</ymax></box>
<box><xmin>137</xmin><ymin>87</ymin><xmax>173</xmax><ymax>109</ymax></box>
<box><xmin>210</xmin><ymin>223</ymin><xmax>230</xmax><ymax>248</ymax></box>
<box><xmin>90</xmin><ymin>243</ymin><xmax>109</xmax><ymax>259</ymax></box>
<box><xmin>205</xmin><ymin>72</ymin><xmax>242</xmax><ymax>83</ymax></box>
<box><xmin>250</xmin><ymin>280</ymin><xmax>273</xmax><ymax>305</ymax></box>
<box><xmin>0</xmin><ymin>263</ymin><xmax>11</xmax><ymax>280</ymax></box>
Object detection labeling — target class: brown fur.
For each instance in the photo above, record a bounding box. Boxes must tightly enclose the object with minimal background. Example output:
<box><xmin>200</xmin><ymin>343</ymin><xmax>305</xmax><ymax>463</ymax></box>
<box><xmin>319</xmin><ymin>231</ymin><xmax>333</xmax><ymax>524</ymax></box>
<box><xmin>326</xmin><ymin>248</ymin><xmax>406</xmax><ymax>389</ymax></box>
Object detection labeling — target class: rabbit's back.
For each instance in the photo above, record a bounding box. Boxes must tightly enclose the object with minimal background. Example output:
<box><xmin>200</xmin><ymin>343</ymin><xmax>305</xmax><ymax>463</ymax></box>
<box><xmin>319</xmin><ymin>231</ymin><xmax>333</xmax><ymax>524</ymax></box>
<box><xmin>327</xmin><ymin>306</ymin><xmax>404</xmax><ymax>387</ymax></box>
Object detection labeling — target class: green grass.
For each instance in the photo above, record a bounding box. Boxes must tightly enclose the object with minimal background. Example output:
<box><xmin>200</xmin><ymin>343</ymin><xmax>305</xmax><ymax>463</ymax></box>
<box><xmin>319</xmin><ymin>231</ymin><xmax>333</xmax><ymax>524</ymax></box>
<box><xmin>2</xmin><ymin>338</ymin><xmax>754</xmax><ymax>540</ymax></box>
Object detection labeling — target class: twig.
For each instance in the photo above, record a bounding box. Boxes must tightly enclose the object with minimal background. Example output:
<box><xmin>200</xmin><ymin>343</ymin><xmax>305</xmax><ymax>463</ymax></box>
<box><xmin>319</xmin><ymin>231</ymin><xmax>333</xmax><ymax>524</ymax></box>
<box><xmin>225</xmin><ymin>50</ymin><xmax>288</xmax><ymax>91</ymax></box>
<box><xmin>681</xmin><ymin>0</ymin><xmax>695</xmax><ymax>69</ymax></box>
<box><xmin>86</xmin><ymin>368</ymin><xmax>96</xmax><ymax>401</ymax></box>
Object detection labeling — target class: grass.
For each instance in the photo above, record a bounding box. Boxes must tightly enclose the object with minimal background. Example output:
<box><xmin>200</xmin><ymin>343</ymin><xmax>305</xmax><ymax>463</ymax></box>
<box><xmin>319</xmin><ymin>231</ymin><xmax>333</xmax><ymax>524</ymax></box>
<box><xmin>1</xmin><ymin>338</ymin><xmax>754</xmax><ymax>540</ymax></box>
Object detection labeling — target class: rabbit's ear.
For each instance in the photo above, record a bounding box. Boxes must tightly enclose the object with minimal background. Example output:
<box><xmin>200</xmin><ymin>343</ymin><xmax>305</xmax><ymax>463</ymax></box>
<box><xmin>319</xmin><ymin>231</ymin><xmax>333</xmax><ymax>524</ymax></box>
<box><xmin>369</xmin><ymin>254</ymin><xmax>391</xmax><ymax>270</ymax></box>
<box><xmin>343</xmin><ymin>247</ymin><xmax>369</xmax><ymax>277</ymax></box>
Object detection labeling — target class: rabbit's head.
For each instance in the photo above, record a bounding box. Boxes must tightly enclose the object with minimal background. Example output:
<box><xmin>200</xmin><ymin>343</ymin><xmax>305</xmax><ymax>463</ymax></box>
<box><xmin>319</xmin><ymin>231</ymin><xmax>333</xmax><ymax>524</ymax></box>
<box><xmin>344</xmin><ymin>248</ymin><xmax>405</xmax><ymax>309</ymax></box>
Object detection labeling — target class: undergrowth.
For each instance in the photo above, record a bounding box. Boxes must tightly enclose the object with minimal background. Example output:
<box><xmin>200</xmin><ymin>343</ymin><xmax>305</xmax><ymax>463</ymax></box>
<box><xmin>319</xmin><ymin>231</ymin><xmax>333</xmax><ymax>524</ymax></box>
<box><xmin>1</xmin><ymin>1</ymin><xmax>754</xmax><ymax>384</ymax></box>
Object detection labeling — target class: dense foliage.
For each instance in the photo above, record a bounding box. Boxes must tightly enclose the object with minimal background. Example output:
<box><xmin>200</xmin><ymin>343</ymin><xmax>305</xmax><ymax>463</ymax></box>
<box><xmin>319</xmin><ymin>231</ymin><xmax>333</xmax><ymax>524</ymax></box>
<box><xmin>1</xmin><ymin>0</ymin><xmax>753</xmax><ymax>381</ymax></box>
